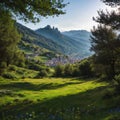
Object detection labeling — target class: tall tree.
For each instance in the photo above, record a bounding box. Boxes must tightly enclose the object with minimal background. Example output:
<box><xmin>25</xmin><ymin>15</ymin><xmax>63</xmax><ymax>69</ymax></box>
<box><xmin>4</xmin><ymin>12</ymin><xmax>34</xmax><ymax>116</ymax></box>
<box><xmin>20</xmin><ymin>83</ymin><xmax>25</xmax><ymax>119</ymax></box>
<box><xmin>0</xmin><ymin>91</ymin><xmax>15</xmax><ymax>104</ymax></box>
<box><xmin>90</xmin><ymin>0</ymin><xmax>120</xmax><ymax>79</ymax></box>
<box><xmin>0</xmin><ymin>9</ymin><xmax>21</xmax><ymax>67</ymax></box>
<box><xmin>91</xmin><ymin>25</ymin><xmax>120</xmax><ymax>79</ymax></box>
<box><xmin>93</xmin><ymin>9</ymin><xmax>120</xmax><ymax>30</ymax></box>
<box><xmin>94</xmin><ymin>0</ymin><xmax>120</xmax><ymax>30</ymax></box>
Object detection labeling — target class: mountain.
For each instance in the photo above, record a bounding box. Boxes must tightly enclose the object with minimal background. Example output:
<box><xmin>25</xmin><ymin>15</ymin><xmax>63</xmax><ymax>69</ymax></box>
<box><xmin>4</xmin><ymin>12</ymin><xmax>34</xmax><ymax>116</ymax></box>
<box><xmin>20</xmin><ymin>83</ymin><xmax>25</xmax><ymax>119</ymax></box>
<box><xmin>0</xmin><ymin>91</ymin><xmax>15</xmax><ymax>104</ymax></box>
<box><xmin>17</xmin><ymin>23</ymin><xmax>64</xmax><ymax>54</ymax></box>
<box><xmin>35</xmin><ymin>25</ymin><xmax>81</xmax><ymax>55</ymax></box>
<box><xmin>17</xmin><ymin>23</ymin><xmax>93</xmax><ymax>60</ymax></box>
<box><xmin>36</xmin><ymin>26</ymin><xmax>93</xmax><ymax>58</ymax></box>
<box><xmin>62</xmin><ymin>30</ymin><xmax>93</xmax><ymax>58</ymax></box>
<box><xmin>16</xmin><ymin>23</ymin><xmax>66</xmax><ymax>63</ymax></box>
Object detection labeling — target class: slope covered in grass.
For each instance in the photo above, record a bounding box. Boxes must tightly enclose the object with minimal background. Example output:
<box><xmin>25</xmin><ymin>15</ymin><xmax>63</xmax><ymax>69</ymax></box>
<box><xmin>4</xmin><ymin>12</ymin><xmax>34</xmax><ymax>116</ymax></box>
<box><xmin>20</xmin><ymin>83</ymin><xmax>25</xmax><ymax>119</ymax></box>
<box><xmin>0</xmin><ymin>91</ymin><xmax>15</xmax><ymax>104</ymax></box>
<box><xmin>0</xmin><ymin>78</ymin><xmax>120</xmax><ymax>120</ymax></box>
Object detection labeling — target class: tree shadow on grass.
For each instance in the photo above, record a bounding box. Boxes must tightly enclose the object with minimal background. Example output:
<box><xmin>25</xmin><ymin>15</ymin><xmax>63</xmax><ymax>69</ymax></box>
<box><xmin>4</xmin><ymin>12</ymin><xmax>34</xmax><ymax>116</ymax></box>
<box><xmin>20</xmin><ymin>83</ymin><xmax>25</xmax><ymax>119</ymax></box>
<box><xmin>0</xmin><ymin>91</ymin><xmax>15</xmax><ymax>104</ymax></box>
<box><xmin>0</xmin><ymin>81</ymin><xmax>83</xmax><ymax>92</ymax></box>
<box><xmin>0</xmin><ymin>85</ymin><xmax>112</xmax><ymax>120</ymax></box>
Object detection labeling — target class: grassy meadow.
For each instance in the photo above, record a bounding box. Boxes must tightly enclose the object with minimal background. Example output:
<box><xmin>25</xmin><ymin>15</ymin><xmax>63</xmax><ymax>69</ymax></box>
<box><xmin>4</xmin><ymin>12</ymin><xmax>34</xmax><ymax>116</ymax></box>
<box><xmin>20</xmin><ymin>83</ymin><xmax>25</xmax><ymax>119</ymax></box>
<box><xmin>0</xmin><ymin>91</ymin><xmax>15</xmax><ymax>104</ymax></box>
<box><xmin>0</xmin><ymin>77</ymin><xmax>120</xmax><ymax>120</ymax></box>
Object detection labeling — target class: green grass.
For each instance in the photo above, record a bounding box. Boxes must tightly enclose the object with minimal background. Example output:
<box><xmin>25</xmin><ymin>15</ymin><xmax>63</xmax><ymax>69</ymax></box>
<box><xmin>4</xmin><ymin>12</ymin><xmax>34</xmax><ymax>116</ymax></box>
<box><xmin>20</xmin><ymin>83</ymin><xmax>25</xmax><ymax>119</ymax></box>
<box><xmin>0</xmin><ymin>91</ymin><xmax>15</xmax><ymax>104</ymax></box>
<box><xmin>0</xmin><ymin>78</ymin><xmax>120</xmax><ymax>120</ymax></box>
<box><xmin>34</xmin><ymin>56</ymin><xmax>49</xmax><ymax>62</ymax></box>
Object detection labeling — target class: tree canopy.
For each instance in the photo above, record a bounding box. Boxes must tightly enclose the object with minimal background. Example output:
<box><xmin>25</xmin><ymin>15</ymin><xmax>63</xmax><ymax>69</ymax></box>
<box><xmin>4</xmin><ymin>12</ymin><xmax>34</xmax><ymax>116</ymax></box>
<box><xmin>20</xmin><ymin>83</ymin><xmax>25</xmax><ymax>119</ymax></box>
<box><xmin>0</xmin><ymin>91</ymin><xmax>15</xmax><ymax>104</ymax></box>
<box><xmin>91</xmin><ymin>0</ymin><xmax>120</xmax><ymax>79</ymax></box>
<box><xmin>101</xmin><ymin>0</ymin><xmax>120</xmax><ymax>6</ymax></box>
<box><xmin>0</xmin><ymin>0</ymin><xmax>67</xmax><ymax>22</ymax></box>
<box><xmin>0</xmin><ymin>9</ymin><xmax>21</xmax><ymax>67</ymax></box>
<box><xmin>91</xmin><ymin>25</ymin><xmax>120</xmax><ymax>79</ymax></box>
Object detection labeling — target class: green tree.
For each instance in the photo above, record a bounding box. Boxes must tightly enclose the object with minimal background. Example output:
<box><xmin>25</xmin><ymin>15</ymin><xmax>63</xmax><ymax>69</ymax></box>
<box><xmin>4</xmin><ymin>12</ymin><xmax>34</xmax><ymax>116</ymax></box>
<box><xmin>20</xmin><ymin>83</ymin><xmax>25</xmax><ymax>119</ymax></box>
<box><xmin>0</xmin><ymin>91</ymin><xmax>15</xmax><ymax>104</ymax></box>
<box><xmin>91</xmin><ymin>25</ymin><xmax>120</xmax><ymax>79</ymax></box>
<box><xmin>94</xmin><ymin>0</ymin><xmax>120</xmax><ymax>30</ymax></box>
<box><xmin>54</xmin><ymin>64</ymin><xmax>64</xmax><ymax>77</ymax></box>
<box><xmin>64</xmin><ymin>64</ymin><xmax>73</xmax><ymax>77</ymax></box>
<box><xmin>91</xmin><ymin>0</ymin><xmax>120</xmax><ymax>80</ymax></box>
<box><xmin>93</xmin><ymin>10</ymin><xmax>120</xmax><ymax>30</ymax></box>
<box><xmin>79</xmin><ymin>59</ymin><xmax>93</xmax><ymax>78</ymax></box>
<box><xmin>0</xmin><ymin>9</ymin><xmax>21</xmax><ymax>67</ymax></box>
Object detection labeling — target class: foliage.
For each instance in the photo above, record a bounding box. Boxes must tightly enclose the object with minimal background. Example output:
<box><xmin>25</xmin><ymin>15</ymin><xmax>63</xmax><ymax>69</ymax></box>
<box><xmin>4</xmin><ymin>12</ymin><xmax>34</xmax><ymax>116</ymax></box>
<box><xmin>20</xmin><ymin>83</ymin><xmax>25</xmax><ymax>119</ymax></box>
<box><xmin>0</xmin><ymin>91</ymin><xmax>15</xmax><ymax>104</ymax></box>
<box><xmin>2</xmin><ymin>72</ymin><xmax>17</xmax><ymax>79</ymax></box>
<box><xmin>94</xmin><ymin>10</ymin><xmax>120</xmax><ymax>30</ymax></box>
<box><xmin>36</xmin><ymin>70</ymin><xmax>48</xmax><ymax>78</ymax></box>
<box><xmin>114</xmin><ymin>74</ymin><xmax>120</xmax><ymax>92</ymax></box>
<box><xmin>91</xmin><ymin>0</ymin><xmax>120</xmax><ymax>81</ymax></box>
<box><xmin>64</xmin><ymin>64</ymin><xmax>73</xmax><ymax>77</ymax></box>
<box><xmin>101</xmin><ymin>0</ymin><xmax>120</xmax><ymax>6</ymax></box>
<box><xmin>114</xmin><ymin>74</ymin><xmax>120</xmax><ymax>85</ymax></box>
<box><xmin>54</xmin><ymin>64</ymin><xmax>64</xmax><ymax>77</ymax></box>
<box><xmin>79</xmin><ymin>59</ymin><xmax>93</xmax><ymax>78</ymax></box>
<box><xmin>90</xmin><ymin>25</ymin><xmax>120</xmax><ymax>80</ymax></box>
<box><xmin>0</xmin><ymin>9</ymin><xmax>21</xmax><ymax>67</ymax></box>
<box><xmin>0</xmin><ymin>0</ymin><xmax>67</xmax><ymax>23</ymax></box>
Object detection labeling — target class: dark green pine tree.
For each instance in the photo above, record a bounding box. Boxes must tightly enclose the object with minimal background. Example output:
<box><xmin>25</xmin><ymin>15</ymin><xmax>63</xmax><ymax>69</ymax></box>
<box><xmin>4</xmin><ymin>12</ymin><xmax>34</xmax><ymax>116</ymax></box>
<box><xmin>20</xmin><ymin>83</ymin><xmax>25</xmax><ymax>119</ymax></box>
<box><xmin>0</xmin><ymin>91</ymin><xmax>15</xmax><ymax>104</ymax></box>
<box><xmin>91</xmin><ymin>25</ymin><xmax>120</xmax><ymax>79</ymax></box>
<box><xmin>91</xmin><ymin>0</ymin><xmax>120</xmax><ymax>80</ymax></box>
<box><xmin>0</xmin><ymin>9</ymin><xmax>21</xmax><ymax>67</ymax></box>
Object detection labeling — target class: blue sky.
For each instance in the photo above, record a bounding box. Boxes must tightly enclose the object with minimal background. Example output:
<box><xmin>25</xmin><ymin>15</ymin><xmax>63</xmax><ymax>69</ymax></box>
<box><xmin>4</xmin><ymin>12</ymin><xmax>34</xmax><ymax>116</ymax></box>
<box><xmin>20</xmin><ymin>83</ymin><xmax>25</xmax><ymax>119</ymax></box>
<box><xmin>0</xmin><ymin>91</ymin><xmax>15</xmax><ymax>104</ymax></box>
<box><xmin>18</xmin><ymin>0</ymin><xmax>114</xmax><ymax>32</ymax></box>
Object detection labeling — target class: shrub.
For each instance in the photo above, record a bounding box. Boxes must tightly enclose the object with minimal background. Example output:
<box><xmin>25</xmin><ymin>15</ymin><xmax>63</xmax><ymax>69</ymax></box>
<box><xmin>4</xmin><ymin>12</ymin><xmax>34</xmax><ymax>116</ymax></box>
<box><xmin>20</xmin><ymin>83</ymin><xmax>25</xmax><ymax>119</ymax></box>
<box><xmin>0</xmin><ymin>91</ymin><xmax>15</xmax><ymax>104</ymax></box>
<box><xmin>0</xmin><ymin>62</ymin><xmax>7</xmax><ymax>69</ymax></box>
<box><xmin>79</xmin><ymin>59</ymin><xmax>93</xmax><ymax>78</ymax></box>
<box><xmin>114</xmin><ymin>74</ymin><xmax>120</xmax><ymax>92</ymax></box>
<box><xmin>54</xmin><ymin>65</ymin><xmax>64</xmax><ymax>77</ymax></box>
<box><xmin>2</xmin><ymin>72</ymin><xmax>17</xmax><ymax>79</ymax></box>
<box><xmin>108</xmin><ymin>115</ymin><xmax>120</xmax><ymax>120</ymax></box>
<box><xmin>0</xmin><ymin>62</ymin><xmax>7</xmax><ymax>75</ymax></box>
<box><xmin>28</xmin><ymin>63</ymin><xmax>43</xmax><ymax>71</ymax></box>
<box><xmin>35</xmin><ymin>70</ymin><xmax>48</xmax><ymax>78</ymax></box>
<box><xmin>8</xmin><ymin>65</ymin><xmax>17</xmax><ymax>71</ymax></box>
<box><xmin>64</xmin><ymin>64</ymin><xmax>73</xmax><ymax>77</ymax></box>
<box><xmin>114</xmin><ymin>74</ymin><xmax>120</xmax><ymax>85</ymax></box>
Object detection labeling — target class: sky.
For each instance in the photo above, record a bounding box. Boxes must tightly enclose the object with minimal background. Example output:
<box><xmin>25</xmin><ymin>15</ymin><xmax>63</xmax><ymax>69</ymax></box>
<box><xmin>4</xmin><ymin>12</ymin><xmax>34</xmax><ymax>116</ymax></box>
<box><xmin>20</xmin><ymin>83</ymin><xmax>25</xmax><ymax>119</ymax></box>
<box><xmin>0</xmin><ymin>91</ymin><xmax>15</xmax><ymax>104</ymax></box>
<box><xmin>18</xmin><ymin>0</ymin><xmax>115</xmax><ymax>32</ymax></box>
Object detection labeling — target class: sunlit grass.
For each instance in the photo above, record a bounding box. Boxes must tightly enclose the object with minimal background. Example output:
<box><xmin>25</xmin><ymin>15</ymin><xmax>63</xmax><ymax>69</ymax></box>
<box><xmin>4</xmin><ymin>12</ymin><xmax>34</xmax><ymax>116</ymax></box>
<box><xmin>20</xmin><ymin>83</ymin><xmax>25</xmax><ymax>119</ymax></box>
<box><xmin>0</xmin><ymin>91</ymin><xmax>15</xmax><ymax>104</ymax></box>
<box><xmin>0</xmin><ymin>78</ymin><xmax>120</xmax><ymax>120</ymax></box>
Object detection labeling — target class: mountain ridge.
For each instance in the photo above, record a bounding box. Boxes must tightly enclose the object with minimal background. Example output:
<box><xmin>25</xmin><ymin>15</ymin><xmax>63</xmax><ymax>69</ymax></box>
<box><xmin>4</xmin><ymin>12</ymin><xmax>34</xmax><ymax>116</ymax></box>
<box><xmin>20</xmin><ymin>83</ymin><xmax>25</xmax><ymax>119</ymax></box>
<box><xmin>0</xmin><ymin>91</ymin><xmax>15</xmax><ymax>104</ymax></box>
<box><xmin>17</xmin><ymin>23</ymin><xmax>93</xmax><ymax>59</ymax></box>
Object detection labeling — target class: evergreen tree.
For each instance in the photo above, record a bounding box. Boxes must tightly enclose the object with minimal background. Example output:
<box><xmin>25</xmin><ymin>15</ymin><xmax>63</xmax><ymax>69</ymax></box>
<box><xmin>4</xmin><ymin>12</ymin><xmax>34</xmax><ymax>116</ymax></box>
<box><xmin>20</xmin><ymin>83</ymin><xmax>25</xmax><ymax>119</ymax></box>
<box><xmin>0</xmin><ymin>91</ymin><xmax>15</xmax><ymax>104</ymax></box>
<box><xmin>91</xmin><ymin>25</ymin><xmax>120</xmax><ymax>79</ymax></box>
<box><xmin>0</xmin><ymin>9</ymin><xmax>21</xmax><ymax>67</ymax></box>
<box><xmin>91</xmin><ymin>0</ymin><xmax>120</xmax><ymax>79</ymax></box>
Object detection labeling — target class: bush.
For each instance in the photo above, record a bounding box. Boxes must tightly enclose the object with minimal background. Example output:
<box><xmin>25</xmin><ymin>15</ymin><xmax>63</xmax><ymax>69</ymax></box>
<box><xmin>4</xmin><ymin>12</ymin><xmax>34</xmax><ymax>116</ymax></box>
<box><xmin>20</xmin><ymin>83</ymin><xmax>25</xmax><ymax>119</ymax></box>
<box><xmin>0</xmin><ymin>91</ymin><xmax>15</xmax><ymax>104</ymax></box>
<box><xmin>54</xmin><ymin>65</ymin><xmax>64</xmax><ymax>77</ymax></box>
<box><xmin>0</xmin><ymin>62</ymin><xmax>7</xmax><ymax>69</ymax></box>
<box><xmin>64</xmin><ymin>64</ymin><xmax>73</xmax><ymax>77</ymax></box>
<box><xmin>0</xmin><ymin>62</ymin><xmax>7</xmax><ymax>75</ymax></box>
<box><xmin>79</xmin><ymin>59</ymin><xmax>93</xmax><ymax>78</ymax></box>
<box><xmin>28</xmin><ymin>62</ymin><xmax>44</xmax><ymax>71</ymax></box>
<box><xmin>35</xmin><ymin>70</ymin><xmax>48</xmax><ymax>78</ymax></box>
<box><xmin>114</xmin><ymin>74</ymin><xmax>120</xmax><ymax>92</ymax></box>
<box><xmin>114</xmin><ymin>74</ymin><xmax>120</xmax><ymax>85</ymax></box>
<box><xmin>108</xmin><ymin>115</ymin><xmax>120</xmax><ymax>120</ymax></box>
<box><xmin>8</xmin><ymin>65</ymin><xmax>17</xmax><ymax>71</ymax></box>
<box><xmin>2</xmin><ymin>72</ymin><xmax>17</xmax><ymax>79</ymax></box>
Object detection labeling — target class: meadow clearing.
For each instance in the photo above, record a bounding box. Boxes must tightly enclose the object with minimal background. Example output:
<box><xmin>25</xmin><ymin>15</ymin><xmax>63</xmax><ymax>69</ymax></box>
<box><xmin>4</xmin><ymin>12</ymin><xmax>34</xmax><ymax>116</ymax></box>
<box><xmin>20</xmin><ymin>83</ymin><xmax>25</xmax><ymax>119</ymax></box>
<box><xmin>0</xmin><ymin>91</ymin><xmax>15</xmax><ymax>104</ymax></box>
<box><xmin>0</xmin><ymin>77</ymin><xmax>120</xmax><ymax>120</ymax></box>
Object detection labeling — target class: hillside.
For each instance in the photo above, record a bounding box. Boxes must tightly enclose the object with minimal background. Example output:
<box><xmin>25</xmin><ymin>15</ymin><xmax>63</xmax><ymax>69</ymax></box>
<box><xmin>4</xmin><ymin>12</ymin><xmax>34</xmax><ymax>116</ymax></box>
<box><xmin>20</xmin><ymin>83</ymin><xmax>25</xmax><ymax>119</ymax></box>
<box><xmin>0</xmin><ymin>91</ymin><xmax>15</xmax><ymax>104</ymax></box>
<box><xmin>36</xmin><ymin>25</ymin><xmax>93</xmax><ymax>58</ymax></box>
<box><xmin>16</xmin><ymin>23</ymin><xmax>64</xmax><ymax>57</ymax></box>
<box><xmin>63</xmin><ymin>30</ymin><xmax>93</xmax><ymax>58</ymax></box>
<box><xmin>16</xmin><ymin>23</ymin><xmax>93</xmax><ymax>60</ymax></box>
<box><xmin>35</xmin><ymin>25</ymin><xmax>80</xmax><ymax>56</ymax></box>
